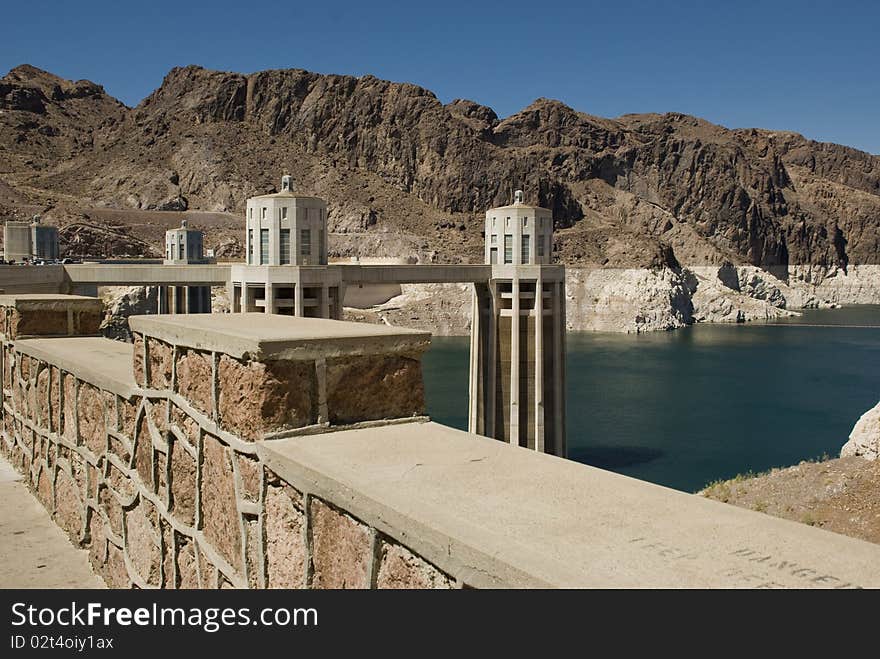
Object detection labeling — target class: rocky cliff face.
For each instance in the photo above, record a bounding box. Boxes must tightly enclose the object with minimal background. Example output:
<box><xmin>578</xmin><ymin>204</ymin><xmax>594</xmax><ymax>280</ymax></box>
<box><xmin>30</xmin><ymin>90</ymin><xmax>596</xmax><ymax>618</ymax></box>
<box><xmin>841</xmin><ymin>401</ymin><xmax>880</xmax><ymax>461</ymax></box>
<box><xmin>1</xmin><ymin>64</ymin><xmax>878</xmax><ymax>330</ymax></box>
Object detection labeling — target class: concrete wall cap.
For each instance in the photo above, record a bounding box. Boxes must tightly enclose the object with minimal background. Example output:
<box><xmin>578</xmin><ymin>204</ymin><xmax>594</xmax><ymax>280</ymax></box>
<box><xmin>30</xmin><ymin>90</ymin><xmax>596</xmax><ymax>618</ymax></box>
<box><xmin>258</xmin><ymin>421</ymin><xmax>880</xmax><ymax>589</ymax></box>
<box><xmin>0</xmin><ymin>293</ymin><xmax>104</xmax><ymax>309</ymax></box>
<box><xmin>13</xmin><ymin>336</ymin><xmax>137</xmax><ymax>398</ymax></box>
<box><xmin>129</xmin><ymin>313</ymin><xmax>431</xmax><ymax>361</ymax></box>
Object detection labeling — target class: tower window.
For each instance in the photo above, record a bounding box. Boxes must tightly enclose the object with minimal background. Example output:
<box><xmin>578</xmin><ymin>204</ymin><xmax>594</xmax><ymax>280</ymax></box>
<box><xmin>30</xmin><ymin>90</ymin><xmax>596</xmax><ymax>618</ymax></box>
<box><xmin>521</xmin><ymin>235</ymin><xmax>530</xmax><ymax>264</ymax></box>
<box><xmin>523</xmin><ymin>217</ymin><xmax>528</xmax><ymax>227</ymax></box>
<box><xmin>490</xmin><ymin>247</ymin><xmax>498</xmax><ymax>264</ymax></box>
<box><xmin>504</xmin><ymin>235</ymin><xmax>513</xmax><ymax>264</ymax></box>
<box><xmin>260</xmin><ymin>229</ymin><xmax>269</xmax><ymax>265</ymax></box>
<box><xmin>301</xmin><ymin>229</ymin><xmax>311</xmax><ymax>257</ymax></box>
<box><xmin>261</xmin><ymin>207</ymin><xmax>267</xmax><ymax>220</ymax></box>
<box><xmin>280</xmin><ymin>229</ymin><xmax>291</xmax><ymax>265</ymax></box>
<box><xmin>281</xmin><ymin>206</ymin><xmax>288</xmax><ymax>220</ymax></box>
<box><xmin>248</xmin><ymin>229</ymin><xmax>254</xmax><ymax>264</ymax></box>
<box><xmin>490</xmin><ymin>234</ymin><xmax>497</xmax><ymax>246</ymax></box>
<box><xmin>537</xmin><ymin>234</ymin><xmax>545</xmax><ymax>257</ymax></box>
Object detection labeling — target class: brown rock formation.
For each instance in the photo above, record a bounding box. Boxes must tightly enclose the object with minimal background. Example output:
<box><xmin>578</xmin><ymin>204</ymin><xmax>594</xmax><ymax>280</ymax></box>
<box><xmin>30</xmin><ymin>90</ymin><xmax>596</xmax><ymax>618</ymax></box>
<box><xmin>0</xmin><ymin>63</ymin><xmax>877</xmax><ymax>274</ymax></box>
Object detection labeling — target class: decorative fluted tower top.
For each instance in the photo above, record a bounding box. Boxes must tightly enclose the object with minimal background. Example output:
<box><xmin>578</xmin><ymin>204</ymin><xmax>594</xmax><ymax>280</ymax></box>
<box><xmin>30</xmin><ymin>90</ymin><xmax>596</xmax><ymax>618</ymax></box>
<box><xmin>244</xmin><ymin>174</ymin><xmax>328</xmax><ymax>266</ymax></box>
<box><xmin>483</xmin><ymin>189</ymin><xmax>553</xmax><ymax>265</ymax></box>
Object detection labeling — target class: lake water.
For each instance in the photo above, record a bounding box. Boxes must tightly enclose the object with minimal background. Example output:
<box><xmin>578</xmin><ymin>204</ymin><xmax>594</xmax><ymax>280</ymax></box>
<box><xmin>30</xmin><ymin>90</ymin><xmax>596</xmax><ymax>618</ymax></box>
<box><xmin>422</xmin><ymin>306</ymin><xmax>880</xmax><ymax>493</ymax></box>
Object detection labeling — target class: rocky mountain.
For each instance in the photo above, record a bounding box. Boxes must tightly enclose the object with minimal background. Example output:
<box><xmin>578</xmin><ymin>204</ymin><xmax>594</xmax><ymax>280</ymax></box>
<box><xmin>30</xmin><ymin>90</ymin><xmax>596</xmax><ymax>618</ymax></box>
<box><xmin>1</xmin><ymin>63</ymin><xmax>879</xmax><ymax>333</ymax></box>
<box><xmin>2</xmin><ymin>63</ymin><xmax>878</xmax><ymax>272</ymax></box>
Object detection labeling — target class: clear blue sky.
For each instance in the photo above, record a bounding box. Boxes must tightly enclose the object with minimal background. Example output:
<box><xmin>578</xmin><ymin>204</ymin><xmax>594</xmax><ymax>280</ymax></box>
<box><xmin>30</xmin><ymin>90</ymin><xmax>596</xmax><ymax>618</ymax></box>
<box><xmin>3</xmin><ymin>0</ymin><xmax>878</xmax><ymax>154</ymax></box>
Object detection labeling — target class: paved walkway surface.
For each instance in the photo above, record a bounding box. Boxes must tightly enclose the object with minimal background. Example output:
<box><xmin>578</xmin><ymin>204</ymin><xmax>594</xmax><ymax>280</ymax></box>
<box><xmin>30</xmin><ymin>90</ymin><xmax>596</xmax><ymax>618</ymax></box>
<box><xmin>0</xmin><ymin>455</ymin><xmax>104</xmax><ymax>588</ymax></box>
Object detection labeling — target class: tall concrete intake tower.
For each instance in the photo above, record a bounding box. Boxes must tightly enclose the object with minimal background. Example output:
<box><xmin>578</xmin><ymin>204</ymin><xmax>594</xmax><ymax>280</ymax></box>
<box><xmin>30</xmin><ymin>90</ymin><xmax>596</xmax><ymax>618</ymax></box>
<box><xmin>468</xmin><ymin>190</ymin><xmax>566</xmax><ymax>456</ymax></box>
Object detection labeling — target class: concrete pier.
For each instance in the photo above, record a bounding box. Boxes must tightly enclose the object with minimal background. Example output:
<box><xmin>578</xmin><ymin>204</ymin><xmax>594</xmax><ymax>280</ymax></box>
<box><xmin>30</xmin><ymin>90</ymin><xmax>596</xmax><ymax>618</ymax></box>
<box><xmin>468</xmin><ymin>192</ymin><xmax>566</xmax><ymax>456</ymax></box>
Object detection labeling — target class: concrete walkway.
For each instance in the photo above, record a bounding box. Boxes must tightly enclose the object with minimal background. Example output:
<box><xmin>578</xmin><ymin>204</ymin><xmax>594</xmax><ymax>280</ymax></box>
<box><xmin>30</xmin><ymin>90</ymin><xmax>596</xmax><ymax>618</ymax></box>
<box><xmin>0</xmin><ymin>455</ymin><xmax>104</xmax><ymax>588</ymax></box>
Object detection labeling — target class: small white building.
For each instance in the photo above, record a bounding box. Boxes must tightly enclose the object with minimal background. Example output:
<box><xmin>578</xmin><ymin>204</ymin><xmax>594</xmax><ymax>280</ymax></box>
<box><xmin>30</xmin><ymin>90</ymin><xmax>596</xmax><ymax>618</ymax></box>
<box><xmin>231</xmin><ymin>176</ymin><xmax>342</xmax><ymax>318</ymax></box>
<box><xmin>164</xmin><ymin>219</ymin><xmax>205</xmax><ymax>264</ymax></box>
<box><xmin>3</xmin><ymin>217</ymin><xmax>59</xmax><ymax>263</ymax></box>
<box><xmin>244</xmin><ymin>175</ymin><xmax>328</xmax><ymax>266</ymax></box>
<box><xmin>483</xmin><ymin>190</ymin><xmax>553</xmax><ymax>266</ymax></box>
<box><xmin>160</xmin><ymin>219</ymin><xmax>212</xmax><ymax>314</ymax></box>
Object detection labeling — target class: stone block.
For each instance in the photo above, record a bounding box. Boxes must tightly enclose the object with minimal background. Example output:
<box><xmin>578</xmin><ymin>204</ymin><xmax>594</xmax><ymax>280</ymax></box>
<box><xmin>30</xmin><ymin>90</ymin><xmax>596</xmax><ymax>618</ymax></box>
<box><xmin>169</xmin><ymin>437</ymin><xmax>196</xmax><ymax>526</ymax></box>
<box><xmin>54</xmin><ymin>468</ymin><xmax>83</xmax><ymax>540</ymax></box>
<box><xmin>108</xmin><ymin>434</ymin><xmax>131</xmax><ymax>464</ymax></box>
<box><xmin>148</xmin><ymin>398</ymin><xmax>168</xmax><ymax>436</ymax></box>
<box><xmin>176</xmin><ymin>534</ymin><xmax>199</xmax><ymax>589</ymax></box>
<box><xmin>244</xmin><ymin>516</ymin><xmax>263</xmax><ymax>588</ymax></box>
<box><xmin>155</xmin><ymin>448</ymin><xmax>167</xmax><ymax>498</ymax></box>
<box><xmin>376</xmin><ymin>541</ymin><xmax>453</xmax><ymax>589</ymax></box>
<box><xmin>132</xmin><ymin>333</ymin><xmax>145</xmax><ymax>387</ymax></box>
<box><xmin>73</xmin><ymin>310</ymin><xmax>103</xmax><ymax>336</ymax></box>
<box><xmin>147</xmin><ymin>337</ymin><xmax>172</xmax><ymax>390</ymax></box>
<box><xmin>86</xmin><ymin>461</ymin><xmax>100</xmax><ymax>501</ymax></box>
<box><xmin>197</xmin><ymin>543</ymin><xmax>218</xmax><ymax>589</ymax></box>
<box><xmin>326</xmin><ymin>354</ymin><xmax>425</xmax><ymax>425</ymax></box>
<box><xmin>88</xmin><ymin>509</ymin><xmax>108</xmax><ymax>566</ymax></box>
<box><xmin>99</xmin><ymin>486</ymin><xmax>123</xmax><ymax>539</ymax></box>
<box><xmin>36</xmin><ymin>366</ymin><xmax>50</xmax><ymax>428</ymax></box>
<box><xmin>49</xmin><ymin>366</ymin><xmax>61</xmax><ymax>432</ymax></box>
<box><xmin>217</xmin><ymin>355</ymin><xmax>317</xmax><ymax>440</ymax></box>
<box><xmin>103</xmin><ymin>543</ymin><xmax>129</xmax><ymax>588</ymax></box>
<box><xmin>125</xmin><ymin>498</ymin><xmax>160</xmax><ymax>586</ymax></box>
<box><xmin>62</xmin><ymin>373</ymin><xmax>76</xmax><ymax>442</ymax></box>
<box><xmin>78</xmin><ymin>383</ymin><xmax>106</xmax><ymax>456</ymax></box>
<box><xmin>235</xmin><ymin>453</ymin><xmax>262</xmax><ymax>503</ymax></box>
<box><xmin>160</xmin><ymin>519</ymin><xmax>174</xmax><ymax>588</ymax></box>
<box><xmin>9</xmin><ymin>309</ymin><xmax>67</xmax><ymax>337</ymax></box>
<box><xmin>170</xmin><ymin>404</ymin><xmax>199</xmax><ymax>445</ymax></box>
<box><xmin>265</xmin><ymin>484</ymin><xmax>306</xmax><ymax>589</ymax></box>
<box><xmin>309</xmin><ymin>498</ymin><xmax>371</xmax><ymax>589</ymax></box>
<box><xmin>118</xmin><ymin>397</ymin><xmax>138</xmax><ymax>441</ymax></box>
<box><xmin>36</xmin><ymin>465</ymin><xmax>53</xmax><ymax>513</ymax></box>
<box><xmin>175</xmin><ymin>349</ymin><xmax>213</xmax><ymax>416</ymax></box>
<box><xmin>134</xmin><ymin>414</ymin><xmax>153</xmax><ymax>491</ymax></box>
<box><xmin>200</xmin><ymin>433</ymin><xmax>242</xmax><ymax>570</ymax></box>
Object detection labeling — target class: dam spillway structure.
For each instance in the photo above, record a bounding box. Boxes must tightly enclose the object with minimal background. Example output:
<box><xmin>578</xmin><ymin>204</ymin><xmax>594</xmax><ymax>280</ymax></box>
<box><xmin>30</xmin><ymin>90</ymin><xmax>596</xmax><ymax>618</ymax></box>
<box><xmin>229</xmin><ymin>175</ymin><xmax>344</xmax><ymax>318</ymax></box>
<box><xmin>468</xmin><ymin>190</ymin><xmax>566</xmax><ymax>456</ymax></box>
<box><xmin>159</xmin><ymin>219</ymin><xmax>212</xmax><ymax>314</ymax></box>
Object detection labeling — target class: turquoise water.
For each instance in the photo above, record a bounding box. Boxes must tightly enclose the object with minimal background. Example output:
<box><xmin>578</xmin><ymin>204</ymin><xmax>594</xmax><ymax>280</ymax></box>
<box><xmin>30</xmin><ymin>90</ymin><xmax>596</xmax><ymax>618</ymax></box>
<box><xmin>421</xmin><ymin>306</ymin><xmax>880</xmax><ymax>493</ymax></box>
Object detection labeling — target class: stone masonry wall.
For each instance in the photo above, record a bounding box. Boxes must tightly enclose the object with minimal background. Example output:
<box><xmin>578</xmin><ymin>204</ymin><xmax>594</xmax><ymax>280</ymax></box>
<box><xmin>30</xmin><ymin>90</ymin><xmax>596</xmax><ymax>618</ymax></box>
<box><xmin>0</xmin><ymin>315</ymin><xmax>451</xmax><ymax>589</ymax></box>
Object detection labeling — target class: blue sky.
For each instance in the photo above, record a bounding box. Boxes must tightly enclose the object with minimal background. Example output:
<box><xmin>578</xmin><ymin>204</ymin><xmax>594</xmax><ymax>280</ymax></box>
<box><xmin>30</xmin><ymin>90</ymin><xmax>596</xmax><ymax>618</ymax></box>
<box><xmin>3</xmin><ymin>0</ymin><xmax>878</xmax><ymax>154</ymax></box>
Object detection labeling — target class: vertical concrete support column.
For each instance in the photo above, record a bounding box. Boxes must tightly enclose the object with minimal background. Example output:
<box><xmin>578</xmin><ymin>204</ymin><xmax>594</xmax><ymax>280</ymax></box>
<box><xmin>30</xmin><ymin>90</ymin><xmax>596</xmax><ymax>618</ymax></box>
<box><xmin>469</xmin><ymin>269</ymin><xmax>564</xmax><ymax>456</ymax></box>
<box><xmin>556</xmin><ymin>278</ymin><xmax>566</xmax><ymax>457</ymax></box>
<box><xmin>487</xmin><ymin>281</ymin><xmax>497</xmax><ymax>439</ymax></box>
<box><xmin>170</xmin><ymin>286</ymin><xmax>179</xmax><ymax>315</ymax></box>
<box><xmin>294</xmin><ymin>283</ymin><xmax>304</xmax><ymax>317</ymax></box>
<box><xmin>467</xmin><ymin>285</ymin><xmax>481</xmax><ymax>435</ymax></box>
<box><xmin>264</xmin><ymin>283</ymin><xmax>275</xmax><ymax>315</ymax></box>
<box><xmin>240</xmin><ymin>284</ymin><xmax>250</xmax><ymax>314</ymax></box>
<box><xmin>227</xmin><ymin>278</ymin><xmax>237</xmax><ymax>313</ymax></box>
<box><xmin>334</xmin><ymin>285</ymin><xmax>346</xmax><ymax>320</ymax></box>
<box><xmin>509</xmin><ymin>276</ymin><xmax>520</xmax><ymax>447</ymax></box>
<box><xmin>534</xmin><ymin>271</ymin><xmax>545</xmax><ymax>453</ymax></box>
<box><xmin>320</xmin><ymin>284</ymin><xmax>330</xmax><ymax>319</ymax></box>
